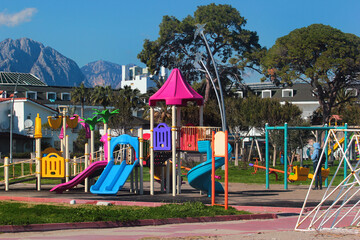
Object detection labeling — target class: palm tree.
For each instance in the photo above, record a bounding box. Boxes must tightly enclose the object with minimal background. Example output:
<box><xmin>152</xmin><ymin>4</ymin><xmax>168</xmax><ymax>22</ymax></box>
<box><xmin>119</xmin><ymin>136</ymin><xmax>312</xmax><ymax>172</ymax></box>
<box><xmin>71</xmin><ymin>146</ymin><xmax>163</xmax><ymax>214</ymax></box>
<box><xmin>119</xmin><ymin>85</ymin><xmax>145</xmax><ymax>111</ymax></box>
<box><xmin>90</xmin><ymin>85</ymin><xmax>113</xmax><ymax>109</ymax></box>
<box><xmin>71</xmin><ymin>83</ymin><xmax>88</xmax><ymax>118</ymax></box>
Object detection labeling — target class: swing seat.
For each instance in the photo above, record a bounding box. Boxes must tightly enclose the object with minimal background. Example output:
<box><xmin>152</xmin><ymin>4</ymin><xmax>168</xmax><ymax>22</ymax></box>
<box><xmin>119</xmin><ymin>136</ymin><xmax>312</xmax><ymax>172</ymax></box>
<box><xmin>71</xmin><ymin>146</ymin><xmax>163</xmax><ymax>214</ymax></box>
<box><xmin>308</xmin><ymin>168</ymin><xmax>330</xmax><ymax>182</ymax></box>
<box><xmin>288</xmin><ymin>166</ymin><xmax>310</xmax><ymax>181</ymax></box>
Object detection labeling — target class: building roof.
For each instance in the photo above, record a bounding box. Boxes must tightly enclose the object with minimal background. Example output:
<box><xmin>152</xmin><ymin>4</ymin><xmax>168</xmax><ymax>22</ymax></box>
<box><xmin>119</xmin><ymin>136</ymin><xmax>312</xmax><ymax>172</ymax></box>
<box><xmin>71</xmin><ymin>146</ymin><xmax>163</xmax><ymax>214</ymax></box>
<box><xmin>0</xmin><ymin>97</ymin><xmax>58</xmax><ymax>113</ymax></box>
<box><xmin>149</xmin><ymin>68</ymin><xmax>204</xmax><ymax>107</ymax></box>
<box><xmin>0</xmin><ymin>72</ymin><xmax>47</xmax><ymax>86</ymax></box>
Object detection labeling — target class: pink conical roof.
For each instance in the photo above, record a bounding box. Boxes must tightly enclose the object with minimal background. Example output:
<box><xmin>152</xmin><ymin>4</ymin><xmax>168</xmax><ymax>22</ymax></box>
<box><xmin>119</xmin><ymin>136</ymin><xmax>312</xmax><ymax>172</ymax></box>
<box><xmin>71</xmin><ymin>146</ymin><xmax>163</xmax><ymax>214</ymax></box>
<box><xmin>149</xmin><ymin>68</ymin><xmax>204</xmax><ymax>107</ymax></box>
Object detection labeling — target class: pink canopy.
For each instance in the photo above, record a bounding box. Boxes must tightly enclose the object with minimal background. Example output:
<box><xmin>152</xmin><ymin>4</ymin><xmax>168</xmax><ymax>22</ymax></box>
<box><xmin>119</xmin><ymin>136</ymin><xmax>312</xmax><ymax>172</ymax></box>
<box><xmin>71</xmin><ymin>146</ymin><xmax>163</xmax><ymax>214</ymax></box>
<box><xmin>149</xmin><ymin>68</ymin><xmax>204</xmax><ymax>107</ymax></box>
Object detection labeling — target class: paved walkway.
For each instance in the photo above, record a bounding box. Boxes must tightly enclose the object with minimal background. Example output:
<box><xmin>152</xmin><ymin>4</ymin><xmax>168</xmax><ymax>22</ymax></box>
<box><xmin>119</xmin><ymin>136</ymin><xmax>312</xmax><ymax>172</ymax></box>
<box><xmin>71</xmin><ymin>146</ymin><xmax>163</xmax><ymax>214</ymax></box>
<box><xmin>0</xmin><ymin>182</ymin><xmax>359</xmax><ymax>239</ymax></box>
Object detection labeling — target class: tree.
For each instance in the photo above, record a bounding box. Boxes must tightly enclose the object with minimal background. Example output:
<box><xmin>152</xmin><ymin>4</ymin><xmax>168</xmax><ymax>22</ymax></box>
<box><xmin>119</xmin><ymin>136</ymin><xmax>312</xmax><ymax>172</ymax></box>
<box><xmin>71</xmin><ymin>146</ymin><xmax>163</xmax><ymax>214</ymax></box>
<box><xmin>138</xmin><ymin>3</ymin><xmax>262</xmax><ymax>103</ymax></box>
<box><xmin>109</xmin><ymin>86</ymin><xmax>145</xmax><ymax>134</ymax></box>
<box><xmin>90</xmin><ymin>85</ymin><xmax>113</xmax><ymax>109</ymax></box>
<box><xmin>74</xmin><ymin>128</ymin><xmax>101</xmax><ymax>153</ymax></box>
<box><xmin>142</xmin><ymin>78</ymin><xmax>172</xmax><ymax>124</ymax></box>
<box><xmin>71</xmin><ymin>83</ymin><xmax>88</xmax><ymax>118</ymax></box>
<box><xmin>225</xmin><ymin>94</ymin><xmax>306</xmax><ymax>166</ymax></box>
<box><xmin>261</xmin><ymin>24</ymin><xmax>360</xmax><ymax>124</ymax></box>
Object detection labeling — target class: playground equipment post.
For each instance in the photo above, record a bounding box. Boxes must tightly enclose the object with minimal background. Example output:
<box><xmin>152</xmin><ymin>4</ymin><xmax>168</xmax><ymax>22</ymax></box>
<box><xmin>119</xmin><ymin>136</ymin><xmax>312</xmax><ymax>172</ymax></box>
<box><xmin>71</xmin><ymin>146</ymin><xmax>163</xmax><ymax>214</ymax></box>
<box><xmin>211</xmin><ymin>130</ymin><xmax>229</xmax><ymax>210</ymax></box>
<box><xmin>139</xmin><ymin>128</ymin><xmax>144</xmax><ymax>195</ymax></box>
<box><xmin>84</xmin><ymin>143</ymin><xmax>89</xmax><ymax>192</ymax></box>
<box><xmin>34</xmin><ymin>113</ymin><xmax>42</xmax><ymax>191</ymax></box>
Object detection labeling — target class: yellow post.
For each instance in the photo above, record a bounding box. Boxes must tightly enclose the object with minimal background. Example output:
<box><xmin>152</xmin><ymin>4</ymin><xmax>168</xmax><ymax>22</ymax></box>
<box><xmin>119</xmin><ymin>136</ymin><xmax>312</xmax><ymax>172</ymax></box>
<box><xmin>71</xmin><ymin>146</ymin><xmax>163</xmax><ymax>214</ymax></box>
<box><xmin>139</xmin><ymin>128</ymin><xmax>144</xmax><ymax>195</ymax></box>
<box><xmin>4</xmin><ymin>157</ymin><xmax>9</xmax><ymax>191</ymax></box>
<box><xmin>65</xmin><ymin>135</ymin><xmax>69</xmax><ymax>183</ymax></box>
<box><xmin>61</xmin><ymin>108</ymin><xmax>66</xmax><ymax>153</ymax></box>
<box><xmin>84</xmin><ymin>143</ymin><xmax>89</xmax><ymax>192</ymax></box>
<box><xmin>73</xmin><ymin>156</ymin><xmax>77</xmax><ymax>176</ymax></box>
<box><xmin>36</xmin><ymin>138</ymin><xmax>41</xmax><ymax>191</ymax></box>
<box><xmin>34</xmin><ymin>113</ymin><xmax>42</xmax><ymax>191</ymax></box>
<box><xmin>107</xmin><ymin>128</ymin><xmax>111</xmax><ymax>162</ymax></box>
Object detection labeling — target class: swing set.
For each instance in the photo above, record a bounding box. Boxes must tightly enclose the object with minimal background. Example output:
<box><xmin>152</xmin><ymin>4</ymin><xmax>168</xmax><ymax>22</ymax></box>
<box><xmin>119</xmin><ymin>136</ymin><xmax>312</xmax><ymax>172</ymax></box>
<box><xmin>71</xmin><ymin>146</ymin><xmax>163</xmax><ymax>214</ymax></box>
<box><xmin>265</xmin><ymin>123</ymin><xmax>348</xmax><ymax>190</ymax></box>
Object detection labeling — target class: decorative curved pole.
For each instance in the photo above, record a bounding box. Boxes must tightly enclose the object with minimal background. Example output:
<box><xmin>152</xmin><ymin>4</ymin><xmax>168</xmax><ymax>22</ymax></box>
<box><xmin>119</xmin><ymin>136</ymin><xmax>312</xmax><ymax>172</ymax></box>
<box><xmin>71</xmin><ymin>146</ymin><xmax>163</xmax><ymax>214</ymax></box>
<box><xmin>195</xmin><ymin>54</ymin><xmax>224</xmax><ymax>127</ymax></box>
<box><xmin>195</xmin><ymin>23</ymin><xmax>227</xmax><ymax>131</ymax></box>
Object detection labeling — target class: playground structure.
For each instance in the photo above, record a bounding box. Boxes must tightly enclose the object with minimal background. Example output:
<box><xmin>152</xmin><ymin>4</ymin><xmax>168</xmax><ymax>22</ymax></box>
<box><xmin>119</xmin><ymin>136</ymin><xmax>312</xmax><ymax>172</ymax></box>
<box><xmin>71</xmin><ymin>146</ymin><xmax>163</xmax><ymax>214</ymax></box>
<box><xmin>296</xmin><ymin>128</ymin><xmax>360</xmax><ymax>231</ymax></box>
<box><xmin>1</xmin><ymin>106</ymin><xmax>121</xmax><ymax>191</ymax></box>
<box><xmin>147</xmin><ymin>68</ymin><xmax>225</xmax><ymax>197</ymax></box>
<box><xmin>265</xmin><ymin>124</ymin><xmax>348</xmax><ymax>190</ymax></box>
<box><xmin>1</xmin><ymin>108</ymin><xmax>89</xmax><ymax>190</ymax></box>
<box><xmin>1</xmin><ymin>68</ymin><xmax>231</xmax><ymax>206</ymax></box>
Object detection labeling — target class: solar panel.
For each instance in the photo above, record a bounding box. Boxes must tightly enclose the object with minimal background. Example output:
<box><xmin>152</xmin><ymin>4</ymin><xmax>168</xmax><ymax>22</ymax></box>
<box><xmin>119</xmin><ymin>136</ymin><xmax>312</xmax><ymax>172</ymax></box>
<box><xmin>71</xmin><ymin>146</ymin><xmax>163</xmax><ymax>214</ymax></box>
<box><xmin>0</xmin><ymin>72</ymin><xmax>47</xmax><ymax>86</ymax></box>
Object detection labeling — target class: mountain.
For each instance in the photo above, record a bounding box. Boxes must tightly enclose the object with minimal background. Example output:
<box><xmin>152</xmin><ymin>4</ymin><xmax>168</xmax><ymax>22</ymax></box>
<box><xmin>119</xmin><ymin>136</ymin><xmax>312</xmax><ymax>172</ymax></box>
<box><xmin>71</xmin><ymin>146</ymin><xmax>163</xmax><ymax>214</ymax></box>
<box><xmin>0</xmin><ymin>38</ymin><xmax>85</xmax><ymax>86</ymax></box>
<box><xmin>81</xmin><ymin>60</ymin><xmax>123</xmax><ymax>88</ymax></box>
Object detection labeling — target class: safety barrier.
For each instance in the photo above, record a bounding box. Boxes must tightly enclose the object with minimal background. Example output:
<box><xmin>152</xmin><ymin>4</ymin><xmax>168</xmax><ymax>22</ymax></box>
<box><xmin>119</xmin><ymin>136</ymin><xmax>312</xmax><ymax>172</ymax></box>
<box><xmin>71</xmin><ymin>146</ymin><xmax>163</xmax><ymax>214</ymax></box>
<box><xmin>180</xmin><ymin>126</ymin><xmax>220</xmax><ymax>151</ymax></box>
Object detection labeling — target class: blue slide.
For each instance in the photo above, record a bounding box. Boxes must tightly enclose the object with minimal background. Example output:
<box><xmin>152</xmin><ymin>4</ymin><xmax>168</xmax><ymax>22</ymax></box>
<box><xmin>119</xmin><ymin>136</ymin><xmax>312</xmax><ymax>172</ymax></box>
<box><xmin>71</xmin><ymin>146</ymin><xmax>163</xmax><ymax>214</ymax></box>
<box><xmin>90</xmin><ymin>134</ymin><xmax>139</xmax><ymax>195</ymax></box>
<box><xmin>187</xmin><ymin>141</ymin><xmax>232</xmax><ymax>196</ymax></box>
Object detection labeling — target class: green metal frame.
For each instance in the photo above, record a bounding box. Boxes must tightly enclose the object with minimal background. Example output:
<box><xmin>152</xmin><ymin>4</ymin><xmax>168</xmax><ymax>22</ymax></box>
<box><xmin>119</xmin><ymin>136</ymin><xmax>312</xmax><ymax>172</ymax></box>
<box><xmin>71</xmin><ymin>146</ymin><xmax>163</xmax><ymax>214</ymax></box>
<box><xmin>265</xmin><ymin>124</ymin><xmax>348</xmax><ymax>190</ymax></box>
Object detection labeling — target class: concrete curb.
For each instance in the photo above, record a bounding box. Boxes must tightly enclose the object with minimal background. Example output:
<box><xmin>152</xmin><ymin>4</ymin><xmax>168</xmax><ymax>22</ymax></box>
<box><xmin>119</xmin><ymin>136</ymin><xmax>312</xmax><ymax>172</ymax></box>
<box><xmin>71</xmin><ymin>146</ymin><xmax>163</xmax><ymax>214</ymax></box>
<box><xmin>0</xmin><ymin>213</ymin><xmax>277</xmax><ymax>233</ymax></box>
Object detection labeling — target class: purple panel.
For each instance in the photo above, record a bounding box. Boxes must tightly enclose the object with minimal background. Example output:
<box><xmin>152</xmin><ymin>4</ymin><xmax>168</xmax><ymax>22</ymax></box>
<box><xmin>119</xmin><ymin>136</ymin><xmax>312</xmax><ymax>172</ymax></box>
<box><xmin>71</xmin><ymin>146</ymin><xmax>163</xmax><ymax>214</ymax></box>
<box><xmin>154</xmin><ymin>123</ymin><xmax>171</xmax><ymax>151</ymax></box>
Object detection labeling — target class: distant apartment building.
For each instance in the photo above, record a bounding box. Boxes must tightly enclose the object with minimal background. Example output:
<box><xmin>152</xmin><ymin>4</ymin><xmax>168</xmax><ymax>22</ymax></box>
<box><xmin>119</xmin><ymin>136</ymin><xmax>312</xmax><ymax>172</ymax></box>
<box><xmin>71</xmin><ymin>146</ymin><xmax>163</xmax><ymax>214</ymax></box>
<box><xmin>237</xmin><ymin>82</ymin><xmax>360</xmax><ymax>121</ymax></box>
<box><xmin>121</xmin><ymin>65</ymin><xmax>168</xmax><ymax>94</ymax></box>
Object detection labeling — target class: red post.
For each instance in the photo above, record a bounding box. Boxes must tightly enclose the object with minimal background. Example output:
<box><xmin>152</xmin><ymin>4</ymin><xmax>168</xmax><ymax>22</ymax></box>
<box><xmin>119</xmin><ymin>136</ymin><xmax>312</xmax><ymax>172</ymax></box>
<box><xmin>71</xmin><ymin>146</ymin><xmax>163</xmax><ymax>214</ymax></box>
<box><xmin>225</xmin><ymin>130</ymin><xmax>228</xmax><ymax>210</ymax></box>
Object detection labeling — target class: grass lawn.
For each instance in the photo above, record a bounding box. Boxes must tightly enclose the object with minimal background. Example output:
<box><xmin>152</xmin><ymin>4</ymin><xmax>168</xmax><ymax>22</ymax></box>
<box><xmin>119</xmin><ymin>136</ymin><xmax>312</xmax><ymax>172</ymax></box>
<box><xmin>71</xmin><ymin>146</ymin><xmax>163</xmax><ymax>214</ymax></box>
<box><xmin>1</xmin><ymin>158</ymin><xmax>351</xmax><ymax>187</ymax></box>
<box><xmin>212</xmin><ymin>160</ymin><xmax>350</xmax><ymax>187</ymax></box>
<box><xmin>0</xmin><ymin>201</ymin><xmax>250</xmax><ymax>226</ymax></box>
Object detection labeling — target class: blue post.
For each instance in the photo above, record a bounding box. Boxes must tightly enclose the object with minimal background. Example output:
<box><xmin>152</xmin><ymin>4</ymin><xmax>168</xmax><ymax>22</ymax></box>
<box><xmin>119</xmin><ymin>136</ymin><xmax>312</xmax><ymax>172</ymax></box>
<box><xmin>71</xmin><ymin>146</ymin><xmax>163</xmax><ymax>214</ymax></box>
<box><xmin>284</xmin><ymin>123</ymin><xmax>288</xmax><ymax>190</ymax></box>
<box><xmin>344</xmin><ymin>123</ymin><xmax>348</xmax><ymax>179</ymax></box>
<box><xmin>265</xmin><ymin>123</ymin><xmax>269</xmax><ymax>189</ymax></box>
<box><xmin>324</xmin><ymin>124</ymin><xmax>328</xmax><ymax>187</ymax></box>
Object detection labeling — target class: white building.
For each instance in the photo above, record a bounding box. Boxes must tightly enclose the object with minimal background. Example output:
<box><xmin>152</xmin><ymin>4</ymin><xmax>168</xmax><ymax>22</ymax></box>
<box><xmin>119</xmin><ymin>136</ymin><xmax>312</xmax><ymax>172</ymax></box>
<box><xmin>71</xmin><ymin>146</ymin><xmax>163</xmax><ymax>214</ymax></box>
<box><xmin>121</xmin><ymin>65</ymin><xmax>168</xmax><ymax>94</ymax></box>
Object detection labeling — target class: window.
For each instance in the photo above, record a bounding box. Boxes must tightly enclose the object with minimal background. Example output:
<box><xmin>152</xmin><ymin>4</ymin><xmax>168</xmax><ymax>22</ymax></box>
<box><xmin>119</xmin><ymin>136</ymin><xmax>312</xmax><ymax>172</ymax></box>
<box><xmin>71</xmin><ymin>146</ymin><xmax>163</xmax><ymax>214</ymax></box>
<box><xmin>345</xmin><ymin>88</ymin><xmax>357</xmax><ymax>97</ymax></box>
<box><xmin>61</xmin><ymin>93</ymin><xmax>71</xmax><ymax>101</ymax></box>
<box><xmin>282</xmin><ymin>89</ymin><xmax>293</xmax><ymax>97</ymax></box>
<box><xmin>47</xmin><ymin>92</ymin><xmax>57</xmax><ymax>101</ymax></box>
<box><xmin>261</xmin><ymin>90</ymin><xmax>272</xmax><ymax>98</ymax></box>
<box><xmin>26</xmin><ymin>91</ymin><xmax>37</xmax><ymax>100</ymax></box>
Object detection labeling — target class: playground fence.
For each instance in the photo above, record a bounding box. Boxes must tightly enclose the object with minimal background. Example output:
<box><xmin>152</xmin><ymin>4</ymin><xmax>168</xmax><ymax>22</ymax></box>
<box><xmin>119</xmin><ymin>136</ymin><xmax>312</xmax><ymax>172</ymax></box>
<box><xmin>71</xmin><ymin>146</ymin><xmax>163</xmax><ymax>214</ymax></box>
<box><xmin>0</xmin><ymin>158</ymin><xmax>36</xmax><ymax>186</ymax></box>
<box><xmin>180</xmin><ymin>126</ymin><xmax>220</xmax><ymax>151</ymax></box>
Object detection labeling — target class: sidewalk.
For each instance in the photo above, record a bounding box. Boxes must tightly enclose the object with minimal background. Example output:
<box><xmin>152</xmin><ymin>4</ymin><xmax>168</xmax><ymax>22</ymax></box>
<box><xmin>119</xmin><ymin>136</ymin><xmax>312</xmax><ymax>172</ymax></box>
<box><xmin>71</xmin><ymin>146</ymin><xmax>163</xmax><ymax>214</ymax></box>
<box><xmin>0</xmin><ymin>182</ymin><xmax>358</xmax><ymax>239</ymax></box>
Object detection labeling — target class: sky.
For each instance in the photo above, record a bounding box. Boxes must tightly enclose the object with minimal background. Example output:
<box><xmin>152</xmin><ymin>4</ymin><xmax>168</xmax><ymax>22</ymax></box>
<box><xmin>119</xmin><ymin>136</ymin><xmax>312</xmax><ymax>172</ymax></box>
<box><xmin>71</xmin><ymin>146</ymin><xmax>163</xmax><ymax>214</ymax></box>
<box><xmin>1</xmin><ymin>0</ymin><xmax>360</xmax><ymax>83</ymax></box>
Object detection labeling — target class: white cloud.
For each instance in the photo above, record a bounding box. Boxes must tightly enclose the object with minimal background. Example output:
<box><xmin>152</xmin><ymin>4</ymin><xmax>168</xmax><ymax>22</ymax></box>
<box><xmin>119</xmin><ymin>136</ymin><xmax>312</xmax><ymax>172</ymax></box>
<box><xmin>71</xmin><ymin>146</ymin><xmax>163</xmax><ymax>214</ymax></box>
<box><xmin>0</xmin><ymin>8</ymin><xmax>38</xmax><ymax>27</ymax></box>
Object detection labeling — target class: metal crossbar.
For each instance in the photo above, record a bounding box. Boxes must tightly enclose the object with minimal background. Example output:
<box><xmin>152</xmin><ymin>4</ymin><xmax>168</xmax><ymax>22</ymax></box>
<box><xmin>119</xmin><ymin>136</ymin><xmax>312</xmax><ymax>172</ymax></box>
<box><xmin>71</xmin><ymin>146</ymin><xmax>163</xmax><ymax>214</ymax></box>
<box><xmin>295</xmin><ymin>129</ymin><xmax>360</xmax><ymax>231</ymax></box>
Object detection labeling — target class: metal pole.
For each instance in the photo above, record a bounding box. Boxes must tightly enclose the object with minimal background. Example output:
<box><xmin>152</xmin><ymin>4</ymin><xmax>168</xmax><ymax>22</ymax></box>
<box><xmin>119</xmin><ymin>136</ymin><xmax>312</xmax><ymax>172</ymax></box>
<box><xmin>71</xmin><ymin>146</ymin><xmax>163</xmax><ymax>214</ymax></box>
<box><xmin>344</xmin><ymin>123</ymin><xmax>348</xmax><ymax>179</ymax></box>
<box><xmin>265</xmin><ymin>123</ymin><xmax>269</xmax><ymax>189</ymax></box>
<box><xmin>200</xmin><ymin>31</ymin><xmax>226</xmax><ymax>131</ymax></box>
<box><xmin>324</xmin><ymin>124</ymin><xmax>329</xmax><ymax>187</ymax></box>
<box><xmin>9</xmin><ymin>75</ymin><xmax>20</xmax><ymax>164</ymax></box>
<box><xmin>284</xmin><ymin>123</ymin><xmax>288</xmax><ymax>190</ymax></box>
